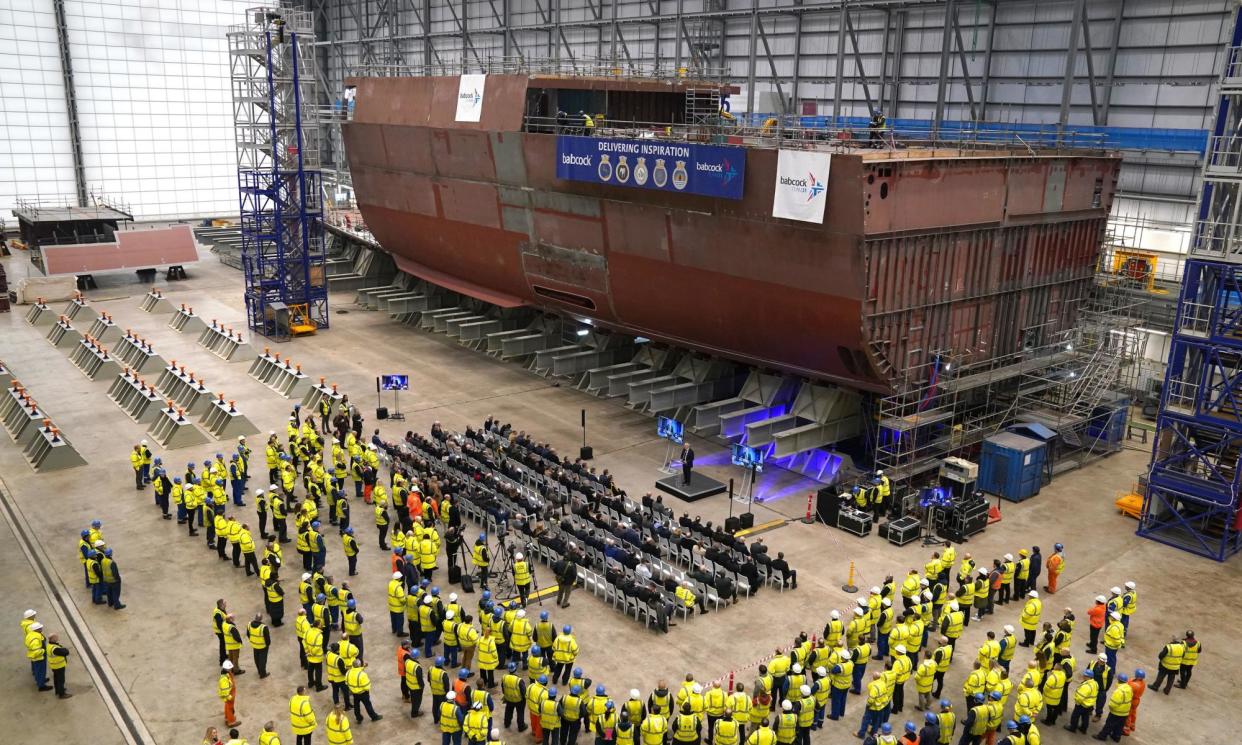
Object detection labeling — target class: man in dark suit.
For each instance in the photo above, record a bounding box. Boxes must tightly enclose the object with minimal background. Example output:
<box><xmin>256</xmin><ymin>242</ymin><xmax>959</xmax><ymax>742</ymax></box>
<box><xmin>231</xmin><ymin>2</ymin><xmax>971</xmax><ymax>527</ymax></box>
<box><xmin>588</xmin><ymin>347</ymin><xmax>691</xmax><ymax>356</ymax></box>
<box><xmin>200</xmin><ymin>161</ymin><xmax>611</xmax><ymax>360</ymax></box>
<box><xmin>681</xmin><ymin>445</ymin><xmax>695</xmax><ymax>485</ymax></box>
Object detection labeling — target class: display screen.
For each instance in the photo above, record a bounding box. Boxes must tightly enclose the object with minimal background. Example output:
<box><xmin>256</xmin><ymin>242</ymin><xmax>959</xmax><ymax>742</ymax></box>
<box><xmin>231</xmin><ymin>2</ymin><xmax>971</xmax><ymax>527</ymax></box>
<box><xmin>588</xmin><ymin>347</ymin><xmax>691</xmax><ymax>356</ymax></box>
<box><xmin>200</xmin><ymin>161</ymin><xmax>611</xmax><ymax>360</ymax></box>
<box><xmin>731</xmin><ymin>443</ymin><xmax>765</xmax><ymax>472</ymax></box>
<box><xmin>657</xmin><ymin>416</ymin><xmax>684</xmax><ymax>444</ymax></box>
<box><xmin>380</xmin><ymin>374</ymin><xmax>409</xmax><ymax>391</ymax></box>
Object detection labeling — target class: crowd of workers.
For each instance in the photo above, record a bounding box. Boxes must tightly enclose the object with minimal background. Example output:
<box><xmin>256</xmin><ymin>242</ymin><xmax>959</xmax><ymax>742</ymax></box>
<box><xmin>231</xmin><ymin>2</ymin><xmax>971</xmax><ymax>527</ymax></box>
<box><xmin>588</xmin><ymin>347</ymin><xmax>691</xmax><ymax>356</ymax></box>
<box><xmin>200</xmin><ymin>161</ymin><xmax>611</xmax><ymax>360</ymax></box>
<box><xmin>9</xmin><ymin>405</ymin><xmax>1199</xmax><ymax>745</ymax></box>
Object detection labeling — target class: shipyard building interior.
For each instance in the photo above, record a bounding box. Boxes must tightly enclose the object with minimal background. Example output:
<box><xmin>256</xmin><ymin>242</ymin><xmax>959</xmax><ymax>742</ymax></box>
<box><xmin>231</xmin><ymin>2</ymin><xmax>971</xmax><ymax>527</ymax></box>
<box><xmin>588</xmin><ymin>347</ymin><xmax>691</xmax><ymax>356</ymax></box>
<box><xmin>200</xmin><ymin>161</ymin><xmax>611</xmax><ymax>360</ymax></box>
<box><xmin>1</xmin><ymin>0</ymin><xmax>1239</xmax><ymax>744</ymax></box>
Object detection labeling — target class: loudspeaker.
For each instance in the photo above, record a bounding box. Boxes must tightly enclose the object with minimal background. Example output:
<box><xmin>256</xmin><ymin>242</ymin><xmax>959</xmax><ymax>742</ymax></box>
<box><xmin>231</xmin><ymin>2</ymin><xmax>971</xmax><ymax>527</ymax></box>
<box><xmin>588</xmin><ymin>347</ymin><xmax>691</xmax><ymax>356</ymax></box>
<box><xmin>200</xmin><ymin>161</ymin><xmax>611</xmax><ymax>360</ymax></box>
<box><xmin>738</xmin><ymin>513</ymin><xmax>755</xmax><ymax>529</ymax></box>
<box><xmin>816</xmin><ymin>486</ymin><xmax>843</xmax><ymax>524</ymax></box>
<box><xmin>725</xmin><ymin>516</ymin><xmax>741</xmax><ymax>534</ymax></box>
<box><xmin>376</xmin><ymin>406</ymin><xmax>389</xmax><ymax>420</ymax></box>
<box><xmin>580</xmin><ymin>445</ymin><xmax>593</xmax><ymax>460</ymax></box>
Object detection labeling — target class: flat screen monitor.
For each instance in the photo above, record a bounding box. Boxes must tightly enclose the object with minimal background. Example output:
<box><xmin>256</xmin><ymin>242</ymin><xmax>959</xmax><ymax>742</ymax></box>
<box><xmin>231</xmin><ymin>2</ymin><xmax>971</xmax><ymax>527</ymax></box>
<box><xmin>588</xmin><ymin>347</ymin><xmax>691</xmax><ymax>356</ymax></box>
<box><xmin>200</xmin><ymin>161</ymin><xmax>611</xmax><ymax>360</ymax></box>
<box><xmin>657</xmin><ymin>416</ymin><xmax>684</xmax><ymax>444</ymax></box>
<box><xmin>731</xmin><ymin>443</ymin><xmax>765</xmax><ymax>473</ymax></box>
<box><xmin>380</xmin><ymin>374</ymin><xmax>409</xmax><ymax>391</ymax></box>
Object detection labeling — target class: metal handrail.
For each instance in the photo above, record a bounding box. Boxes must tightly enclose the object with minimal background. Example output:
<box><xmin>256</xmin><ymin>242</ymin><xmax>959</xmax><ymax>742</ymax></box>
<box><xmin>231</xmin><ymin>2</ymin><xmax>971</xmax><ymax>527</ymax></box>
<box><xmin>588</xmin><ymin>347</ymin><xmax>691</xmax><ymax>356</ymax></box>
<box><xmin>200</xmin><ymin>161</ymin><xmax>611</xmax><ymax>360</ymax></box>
<box><xmin>351</xmin><ymin>56</ymin><xmax>729</xmax><ymax>83</ymax></box>
<box><xmin>521</xmin><ymin>114</ymin><xmax>1110</xmax><ymax>154</ymax></box>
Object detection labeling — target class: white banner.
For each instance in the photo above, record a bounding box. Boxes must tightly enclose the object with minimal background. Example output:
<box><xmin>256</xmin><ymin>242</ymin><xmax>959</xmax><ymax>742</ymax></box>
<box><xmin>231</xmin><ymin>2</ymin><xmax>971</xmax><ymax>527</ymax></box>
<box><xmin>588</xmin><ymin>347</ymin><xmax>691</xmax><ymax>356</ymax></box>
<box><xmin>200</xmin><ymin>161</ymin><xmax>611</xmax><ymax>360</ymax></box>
<box><xmin>455</xmin><ymin>74</ymin><xmax>487</xmax><ymax>122</ymax></box>
<box><xmin>771</xmin><ymin>150</ymin><xmax>831</xmax><ymax>224</ymax></box>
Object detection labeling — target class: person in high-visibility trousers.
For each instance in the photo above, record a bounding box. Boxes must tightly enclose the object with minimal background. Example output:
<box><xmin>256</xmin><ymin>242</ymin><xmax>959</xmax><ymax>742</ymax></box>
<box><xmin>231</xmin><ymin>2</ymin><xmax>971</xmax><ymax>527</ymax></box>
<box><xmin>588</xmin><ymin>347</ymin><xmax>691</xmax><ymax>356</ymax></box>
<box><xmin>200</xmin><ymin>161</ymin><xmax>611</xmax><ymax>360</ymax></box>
<box><xmin>219</xmin><ymin>661</ymin><xmax>241</xmax><ymax>728</ymax></box>
<box><xmin>290</xmin><ymin>685</ymin><xmax>318</xmax><ymax>745</ymax></box>
<box><xmin>1122</xmin><ymin>669</ymin><xmax>1146</xmax><ymax>735</ymax></box>
<box><xmin>326</xmin><ymin>702</ymin><xmax>353</xmax><ymax>745</ymax></box>
<box><xmin>1043</xmin><ymin>544</ymin><xmax>1064</xmax><ymax>594</ymax></box>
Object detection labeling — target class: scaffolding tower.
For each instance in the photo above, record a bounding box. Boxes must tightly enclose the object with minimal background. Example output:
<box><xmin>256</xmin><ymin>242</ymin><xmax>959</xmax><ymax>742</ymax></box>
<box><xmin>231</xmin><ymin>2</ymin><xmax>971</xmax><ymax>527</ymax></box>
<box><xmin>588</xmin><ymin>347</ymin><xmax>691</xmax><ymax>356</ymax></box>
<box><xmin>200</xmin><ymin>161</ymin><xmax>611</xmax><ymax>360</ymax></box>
<box><xmin>1140</xmin><ymin>10</ymin><xmax>1242</xmax><ymax>561</ymax></box>
<box><xmin>229</xmin><ymin>6</ymin><xmax>328</xmax><ymax>337</ymax></box>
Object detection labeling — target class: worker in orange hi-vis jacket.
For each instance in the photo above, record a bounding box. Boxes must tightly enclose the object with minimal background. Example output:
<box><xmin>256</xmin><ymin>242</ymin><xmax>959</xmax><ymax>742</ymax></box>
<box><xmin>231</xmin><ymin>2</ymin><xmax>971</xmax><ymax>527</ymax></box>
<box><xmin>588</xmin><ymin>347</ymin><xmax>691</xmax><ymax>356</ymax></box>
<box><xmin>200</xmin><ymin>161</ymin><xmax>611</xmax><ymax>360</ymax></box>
<box><xmin>1043</xmin><ymin>544</ymin><xmax>1065</xmax><ymax>594</ymax></box>
<box><xmin>1123</xmin><ymin>669</ymin><xmax>1147</xmax><ymax>735</ymax></box>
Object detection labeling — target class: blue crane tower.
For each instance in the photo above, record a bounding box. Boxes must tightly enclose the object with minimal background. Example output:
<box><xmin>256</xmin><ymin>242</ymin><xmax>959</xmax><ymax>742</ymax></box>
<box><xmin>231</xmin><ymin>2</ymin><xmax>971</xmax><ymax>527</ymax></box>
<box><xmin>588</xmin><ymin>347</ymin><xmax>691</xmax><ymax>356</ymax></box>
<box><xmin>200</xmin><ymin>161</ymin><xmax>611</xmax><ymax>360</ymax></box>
<box><xmin>228</xmin><ymin>6</ymin><xmax>328</xmax><ymax>338</ymax></box>
<box><xmin>1140</xmin><ymin>9</ymin><xmax>1242</xmax><ymax>560</ymax></box>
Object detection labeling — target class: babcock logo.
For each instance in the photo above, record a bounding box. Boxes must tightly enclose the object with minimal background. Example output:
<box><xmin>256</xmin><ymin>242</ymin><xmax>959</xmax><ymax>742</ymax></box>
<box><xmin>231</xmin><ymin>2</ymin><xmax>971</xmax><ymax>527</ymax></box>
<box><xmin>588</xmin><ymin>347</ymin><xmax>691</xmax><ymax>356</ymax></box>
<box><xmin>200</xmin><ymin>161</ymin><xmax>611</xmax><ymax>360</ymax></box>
<box><xmin>695</xmin><ymin>158</ymin><xmax>739</xmax><ymax>186</ymax></box>
<box><xmin>561</xmin><ymin>153</ymin><xmax>592</xmax><ymax>167</ymax></box>
<box><xmin>459</xmin><ymin>88</ymin><xmax>481</xmax><ymax>106</ymax></box>
<box><xmin>780</xmin><ymin>172</ymin><xmax>825</xmax><ymax>201</ymax></box>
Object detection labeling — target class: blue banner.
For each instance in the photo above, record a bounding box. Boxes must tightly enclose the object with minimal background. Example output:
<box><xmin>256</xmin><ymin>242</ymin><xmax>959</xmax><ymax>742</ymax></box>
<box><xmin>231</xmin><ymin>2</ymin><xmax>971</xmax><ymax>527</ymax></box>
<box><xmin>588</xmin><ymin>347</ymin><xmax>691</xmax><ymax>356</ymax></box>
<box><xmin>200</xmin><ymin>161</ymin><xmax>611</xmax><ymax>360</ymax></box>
<box><xmin>555</xmin><ymin>135</ymin><xmax>746</xmax><ymax>200</ymax></box>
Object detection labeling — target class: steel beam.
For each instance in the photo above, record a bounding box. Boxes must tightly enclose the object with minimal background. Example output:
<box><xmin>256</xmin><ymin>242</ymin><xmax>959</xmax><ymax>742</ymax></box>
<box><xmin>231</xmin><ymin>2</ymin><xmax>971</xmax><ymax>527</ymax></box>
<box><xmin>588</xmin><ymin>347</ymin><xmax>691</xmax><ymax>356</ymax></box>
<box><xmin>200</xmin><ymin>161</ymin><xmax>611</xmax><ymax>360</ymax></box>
<box><xmin>932</xmin><ymin>0</ymin><xmax>957</xmax><ymax>136</ymax></box>
<box><xmin>978</xmin><ymin>0</ymin><xmax>997</xmax><ymax>120</ymax></box>
<box><xmin>844</xmin><ymin>10</ymin><xmax>875</xmax><ymax>113</ymax></box>
<box><xmin>1058</xmin><ymin>0</ymin><xmax>1087</xmax><ymax>133</ymax></box>
<box><xmin>832</xmin><ymin>0</ymin><xmax>848</xmax><ymax>122</ymax></box>
<box><xmin>950</xmin><ymin>12</ymin><xmax>978</xmax><ymax>121</ymax></box>
<box><xmin>888</xmin><ymin>9</ymin><xmax>905</xmax><ymax>117</ymax></box>
<box><xmin>746</xmin><ymin>0</ymin><xmax>758</xmax><ymax>116</ymax></box>
<box><xmin>1080</xmin><ymin>4</ymin><xmax>1102</xmax><ymax>126</ymax></box>
<box><xmin>1100</xmin><ymin>0</ymin><xmax>1126</xmax><ymax>126</ymax></box>
<box><xmin>791</xmin><ymin>10</ymin><xmax>804</xmax><ymax>113</ymax></box>
<box><xmin>757</xmin><ymin>20</ymin><xmax>788</xmax><ymax>114</ymax></box>
<box><xmin>51</xmin><ymin>0</ymin><xmax>86</xmax><ymax>206</ymax></box>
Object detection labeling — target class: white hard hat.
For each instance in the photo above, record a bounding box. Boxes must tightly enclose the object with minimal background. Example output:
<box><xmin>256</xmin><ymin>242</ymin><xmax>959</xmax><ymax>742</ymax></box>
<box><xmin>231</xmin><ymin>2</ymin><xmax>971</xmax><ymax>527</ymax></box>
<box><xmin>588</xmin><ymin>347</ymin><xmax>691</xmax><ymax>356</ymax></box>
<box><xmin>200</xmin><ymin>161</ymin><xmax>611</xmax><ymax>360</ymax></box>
<box><xmin>1095</xmin><ymin>595</ymin><xmax>1107</xmax><ymax>603</ymax></box>
<box><xmin>854</xmin><ymin>608</ymin><xmax>865</xmax><ymax>617</ymax></box>
<box><xmin>392</xmin><ymin>572</ymin><xmax>402</xmax><ymax>580</ymax></box>
<box><xmin>830</xmin><ymin>610</ymin><xmax>840</xmax><ymax>619</ymax></box>
<box><xmin>302</xmin><ymin>573</ymin><xmax>312</xmax><ymax>581</ymax></box>
<box><xmin>1004</xmin><ymin>625</ymin><xmax>1014</xmax><ymax>634</ymax></box>
<box><xmin>93</xmin><ymin>540</ymin><xmax>105</xmax><ymax>547</ymax></box>
<box><xmin>839</xmin><ymin>650</ymin><xmax>852</xmax><ymax>661</ymax></box>
<box><xmin>255</xmin><ymin>488</ymin><xmax>264</xmax><ymax>494</ymax></box>
<box><xmin>799</xmin><ymin>684</ymin><xmax>811</xmax><ymax>696</ymax></box>
<box><xmin>920</xmin><ymin>579</ymin><xmax>929</xmax><ymax>587</ymax></box>
<box><xmin>895</xmin><ymin>645</ymin><xmax>906</xmax><ymax>655</ymax></box>
<box><xmin>1004</xmin><ymin>553</ymin><xmax>1013</xmax><ymax>561</ymax></box>
<box><xmin>922</xmin><ymin>590</ymin><xmax>933</xmax><ymax>600</ymax></box>
<box><xmin>790</xmin><ymin>664</ymin><xmax>801</xmax><ymax>674</ymax></box>
<box><xmin>446</xmin><ymin>611</ymin><xmax>455</xmax><ymax>620</ymax></box>
<box><xmin>1028</xmin><ymin>591</ymin><xmax>1038</xmax><ymax>598</ymax></box>
<box><xmin>870</xmin><ymin>586</ymin><xmax>881</xmax><ymax>594</ymax></box>
<box><xmin>881</xmin><ymin>598</ymin><xmax>891</xmax><ymax>607</ymax></box>
<box><xmin>781</xmin><ymin>700</ymin><xmax>792</xmax><ymax>712</ymax></box>
<box><xmin>222</xmin><ymin>660</ymin><xmax>233</xmax><ymax>670</ymax></box>
<box><xmin>424</xmin><ymin>596</ymin><xmax>433</xmax><ymax>604</ymax></box>
<box><xmin>517</xmin><ymin>610</ymin><xmax>526</xmax><ymax>618</ymax></box>
<box><xmin>876</xmin><ymin>470</ymin><xmax>884</xmax><ymax>476</ymax></box>
<box><xmin>515</xmin><ymin>552</ymin><xmax>524</xmax><ymax>560</ymax></box>
<box><xmin>22</xmin><ymin>609</ymin><xmax>36</xmax><ymax>619</ymax></box>
<box><xmin>450</xmin><ymin>593</ymin><xmax>458</xmax><ymax>602</ymax></box>
<box><xmin>1098</xmin><ymin>653</ymin><xmax>1108</xmax><ymax>661</ymax></box>
<box><xmin>1110</xmin><ymin>586</ymin><xmax>1122</xmax><ymax>595</ymax></box>
<box><xmin>1125</xmin><ymin>581</ymin><xmax>1136</xmax><ymax>590</ymax></box>
<box><xmin>856</xmin><ymin>598</ymin><xmax>867</xmax><ymax>607</ymax></box>
<box><xmin>630</xmin><ymin>689</ymin><xmax>641</xmax><ymax>699</ymax></box>
<box><xmin>29</xmin><ymin>622</ymin><xmax>43</xmax><ymax>631</ymax></box>
<box><xmin>815</xmin><ymin>667</ymin><xmax>827</xmax><ymax>676</ymax></box>
<box><xmin>446</xmin><ymin>690</ymin><xmax>456</xmax><ymax>700</ymax></box>
<box><xmin>949</xmin><ymin>602</ymin><xmax>960</xmax><ymax>611</ymax></box>
<box><xmin>238</xmin><ymin>435</ymin><xmax>246</xmax><ymax>441</ymax></box>
<box><xmin>1110</xmin><ymin>612</ymin><xmax>1121</xmax><ymax>620</ymax></box>
<box><xmin>692</xmin><ymin>683</ymin><xmax>702</xmax><ymax>694</ymax></box>
<box><xmin>141</xmin><ymin>439</ymin><xmax>148</xmax><ymax>445</ymax></box>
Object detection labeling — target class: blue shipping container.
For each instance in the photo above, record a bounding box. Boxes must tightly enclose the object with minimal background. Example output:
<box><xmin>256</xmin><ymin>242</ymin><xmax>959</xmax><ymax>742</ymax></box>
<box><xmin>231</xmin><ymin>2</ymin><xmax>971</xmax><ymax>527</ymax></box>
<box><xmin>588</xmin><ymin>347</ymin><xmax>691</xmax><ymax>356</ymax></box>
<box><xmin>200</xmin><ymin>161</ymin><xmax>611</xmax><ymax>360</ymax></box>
<box><xmin>978</xmin><ymin>432</ymin><xmax>1047</xmax><ymax>502</ymax></box>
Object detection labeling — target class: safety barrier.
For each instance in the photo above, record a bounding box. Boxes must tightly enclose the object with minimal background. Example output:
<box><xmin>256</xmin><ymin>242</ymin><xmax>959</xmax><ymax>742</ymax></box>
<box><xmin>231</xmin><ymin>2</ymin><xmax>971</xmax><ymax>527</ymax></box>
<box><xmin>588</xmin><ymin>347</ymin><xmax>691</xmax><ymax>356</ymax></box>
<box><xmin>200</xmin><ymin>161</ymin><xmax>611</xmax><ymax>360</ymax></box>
<box><xmin>0</xmin><ymin>382</ymin><xmax>86</xmax><ymax>471</ymax></box>
<box><xmin>147</xmin><ymin>402</ymin><xmax>209</xmax><ymax>449</ymax></box>
<box><xmin>247</xmin><ymin>349</ymin><xmax>310</xmax><ymax>399</ymax></box>
<box><xmin>167</xmin><ymin>303</ymin><xmax>207</xmax><ymax>335</ymax></box>
<box><xmin>138</xmin><ymin>288</ymin><xmax>175</xmax><ymax>314</ymax></box>
<box><xmin>201</xmin><ymin>395</ymin><xmax>259</xmax><ymax>439</ymax></box>
<box><xmin>301</xmin><ymin>379</ymin><xmax>346</xmax><ymax>414</ymax></box>
<box><xmin>68</xmin><ymin>337</ymin><xmax>122</xmax><ymax>381</ymax></box>
<box><xmin>106</xmin><ymin>369</ymin><xmax>164</xmax><ymax>424</ymax></box>
<box><xmin>24</xmin><ymin>298</ymin><xmax>56</xmax><ymax>328</ymax></box>
<box><xmin>85</xmin><ymin>312</ymin><xmax>122</xmax><ymax>344</ymax></box>
<box><xmin>114</xmin><ymin>330</ymin><xmax>166</xmax><ymax>373</ymax></box>
<box><xmin>61</xmin><ymin>292</ymin><xmax>90</xmax><ymax>322</ymax></box>
<box><xmin>153</xmin><ymin>362</ymin><xmax>215</xmax><ymax>416</ymax></box>
<box><xmin>46</xmin><ymin>316</ymin><xmax>84</xmax><ymax>349</ymax></box>
<box><xmin>197</xmin><ymin>320</ymin><xmax>253</xmax><ymax>362</ymax></box>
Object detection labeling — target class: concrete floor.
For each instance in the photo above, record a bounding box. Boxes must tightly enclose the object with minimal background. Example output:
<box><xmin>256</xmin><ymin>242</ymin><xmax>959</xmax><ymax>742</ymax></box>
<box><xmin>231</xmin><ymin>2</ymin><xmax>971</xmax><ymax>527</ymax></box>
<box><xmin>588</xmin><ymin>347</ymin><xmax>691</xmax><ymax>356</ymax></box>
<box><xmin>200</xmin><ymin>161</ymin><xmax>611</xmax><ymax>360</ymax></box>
<box><xmin>1</xmin><ymin>250</ymin><xmax>1239</xmax><ymax>745</ymax></box>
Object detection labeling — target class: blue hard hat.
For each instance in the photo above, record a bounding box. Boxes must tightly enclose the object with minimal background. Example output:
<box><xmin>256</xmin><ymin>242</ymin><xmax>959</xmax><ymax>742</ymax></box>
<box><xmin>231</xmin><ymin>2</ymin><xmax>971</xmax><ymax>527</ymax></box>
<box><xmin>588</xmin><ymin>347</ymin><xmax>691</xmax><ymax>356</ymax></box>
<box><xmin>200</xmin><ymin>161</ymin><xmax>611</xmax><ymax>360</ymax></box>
<box><xmin>420</xmin><ymin>579</ymin><xmax>430</xmax><ymax>587</ymax></box>
<box><xmin>538</xmin><ymin>675</ymin><xmax>548</xmax><ymax>685</ymax></box>
<box><xmin>479</xmin><ymin>534</ymin><xmax>486</xmax><ymax>541</ymax></box>
<box><xmin>972</xmin><ymin>693</ymin><xmax>984</xmax><ymax>703</ymax></box>
<box><xmin>990</xmin><ymin>691</ymin><xmax>1001</xmax><ymax>700</ymax></box>
<box><xmin>316</xmin><ymin>593</ymin><xmax>326</xmax><ymax>602</ymax></box>
<box><xmin>596</xmin><ymin>685</ymin><xmax>606</xmax><ymax>695</ymax></box>
<box><xmin>563</xmin><ymin>625</ymin><xmax>572</xmax><ymax>633</ymax></box>
<box><xmin>540</xmin><ymin>611</ymin><xmax>549</xmax><ymax>621</ymax></box>
<box><xmin>1018</xmin><ymin>715</ymin><xmax>1031</xmax><ymax>725</ymax></box>
<box><xmin>410</xmin><ymin>649</ymin><xmax>420</xmax><ymax>658</ymax></box>
<box><xmin>435</xmin><ymin>656</ymin><xmax>445</xmax><ymax>666</ymax></box>
<box><xmin>187</xmin><ymin>462</ymin><xmax>195</xmax><ymax>468</ymax></box>
<box><xmin>925</xmin><ymin>712</ymin><xmax>937</xmax><ymax>724</ymax></box>
<box><xmin>154</xmin><ymin>457</ymin><xmax>162</xmax><ymax>464</ymax></box>
<box><xmin>1006</xmin><ymin>720</ymin><xmax>1018</xmax><ymax>730</ymax></box>
<box><xmin>231</xmin><ymin>454</ymin><xmax>238</xmax><ymax>460</ymax></box>
<box><xmin>1117</xmin><ymin>673</ymin><xmax>1128</xmax><ymax>683</ymax></box>
<box><xmin>1083</xmin><ymin>668</ymin><xmax>1094</xmax><ymax>677</ymax></box>
<box><xmin>174</xmin><ymin>477</ymin><xmax>182</xmax><ymax>483</ymax></box>
<box><xmin>345</xmin><ymin>527</ymin><xmax>354</xmax><ymax>535</ymax></box>
<box><xmin>940</xmin><ymin>699</ymin><xmax>951</xmax><ymax>708</ymax></box>
<box><xmin>432</xmin><ymin>586</ymin><xmax>440</xmax><ymax>596</ymax></box>
<box><xmin>905</xmin><ymin>722</ymin><xmax>917</xmax><ymax>733</ymax></box>
<box><xmin>880</xmin><ymin>724</ymin><xmax>891</xmax><ymax>735</ymax></box>
<box><xmin>91</xmin><ymin>520</ymin><xmax>101</xmax><ymax>528</ymax></box>
<box><xmin>215</xmin><ymin>453</ymin><xmax>223</xmax><ymax>459</ymax></box>
<box><xmin>1055</xmin><ymin>543</ymin><xmax>1064</xmax><ymax>551</ymax></box>
<box><xmin>531</xmin><ymin>645</ymin><xmax>542</xmax><ymax>654</ymax></box>
<box><xmin>507</xmin><ymin>661</ymin><xmax>518</xmax><ymax>672</ymax></box>
<box><xmin>347</xmin><ymin>599</ymin><xmax>356</xmax><ymax>609</ymax></box>
<box><xmin>482</xmin><ymin>591</ymin><xmax>491</xmax><ymax>600</ymax></box>
<box><xmin>1134</xmin><ymin>669</ymin><xmax>1146</xmax><ymax>679</ymax></box>
<box><xmin>493</xmin><ymin>609</ymin><xmax>503</xmax><ymax>619</ymax></box>
<box><xmin>216</xmin><ymin>479</ymin><xmax>225</xmax><ymax>485</ymax></box>
<box><xmin>571</xmin><ymin>685</ymin><xmax>582</xmax><ymax>695</ymax></box>
<box><xmin>394</xmin><ymin>547</ymin><xmax>403</xmax><ymax>554</ymax></box>
<box><xmin>203</xmin><ymin>460</ymin><xmax>212</xmax><ymax>466</ymax></box>
<box><xmin>104</xmin><ymin>548</ymin><xmax>113</xmax><ymax>557</ymax></box>
<box><xmin>606</xmin><ymin>701</ymin><xmax>615</xmax><ymax>710</ymax></box>
<box><xmin>548</xmin><ymin>686</ymin><xmax>559</xmax><ymax>697</ymax></box>
<box><xmin>80</xmin><ymin>530</ymin><xmax>89</xmax><ymax>538</ymax></box>
<box><xmin>311</xmin><ymin>521</ymin><xmax>320</xmax><ymax>529</ymax></box>
<box><xmin>573</xmin><ymin>667</ymin><xmax>582</xmax><ymax>677</ymax></box>
<box><xmin>459</xmin><ymin>669</ymin><xmax>470</xmax><ymax>679</ymax></box>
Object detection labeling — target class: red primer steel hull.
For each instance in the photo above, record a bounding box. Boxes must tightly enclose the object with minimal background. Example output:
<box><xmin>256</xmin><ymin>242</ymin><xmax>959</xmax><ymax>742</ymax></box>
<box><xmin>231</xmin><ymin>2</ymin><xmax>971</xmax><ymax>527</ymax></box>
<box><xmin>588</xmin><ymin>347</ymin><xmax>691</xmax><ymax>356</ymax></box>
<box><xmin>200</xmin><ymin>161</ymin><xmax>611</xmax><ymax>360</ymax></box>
<box><xmin>344</xmin><ymin>75</ymin><xmax>1120</xmax><ymax>393</ymax></box>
